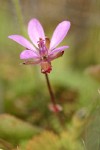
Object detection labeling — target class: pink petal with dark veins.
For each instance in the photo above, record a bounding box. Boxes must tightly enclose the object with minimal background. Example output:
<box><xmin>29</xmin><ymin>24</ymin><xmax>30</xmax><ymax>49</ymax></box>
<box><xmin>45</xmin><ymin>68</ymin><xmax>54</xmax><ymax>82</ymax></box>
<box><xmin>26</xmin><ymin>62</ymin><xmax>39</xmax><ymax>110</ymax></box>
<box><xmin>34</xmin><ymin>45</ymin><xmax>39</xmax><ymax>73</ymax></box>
<box><xmin>8</xmin><ymin>35</ymin><xmax>36</xmax><ymax>51</ymax></box>
<box><xmin>50</xmin><ymin>21</ymin><xmax>71</xmax><ymax>50</ymax></box>
<box><xmin>49</xmin><ymin>46</ymin><xmax>69</xmax><ymax>55</ymax></box>
<box><xmin>20</xmin><ymin>50</ymin><xmax>40</xmax><ymax>60</ymax></box>
<box><xmin>28</xmin><ymin>18</ymin><xmax>45</xmax><ymax>48</ymax></box>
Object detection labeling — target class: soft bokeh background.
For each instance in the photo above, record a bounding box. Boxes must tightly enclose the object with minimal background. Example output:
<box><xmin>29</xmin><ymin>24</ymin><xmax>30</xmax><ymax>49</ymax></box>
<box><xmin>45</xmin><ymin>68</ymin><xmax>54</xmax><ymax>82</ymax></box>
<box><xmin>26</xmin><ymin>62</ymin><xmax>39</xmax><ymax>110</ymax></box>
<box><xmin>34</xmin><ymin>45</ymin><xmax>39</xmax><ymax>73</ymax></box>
<box><xmin>0</xmin><ymin>0</ymin><xmax>100</xmax><ymax>150</ymax></box>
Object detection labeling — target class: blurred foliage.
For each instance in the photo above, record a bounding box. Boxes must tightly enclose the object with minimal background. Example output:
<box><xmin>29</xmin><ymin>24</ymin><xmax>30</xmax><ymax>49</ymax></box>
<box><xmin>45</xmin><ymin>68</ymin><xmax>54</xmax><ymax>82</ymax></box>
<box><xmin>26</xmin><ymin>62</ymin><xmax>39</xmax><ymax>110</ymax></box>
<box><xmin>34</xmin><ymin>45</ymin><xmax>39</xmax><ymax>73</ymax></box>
<box><xmin>83</xmin><ymin>104</ymin><xmax>100</xmax><ymax>150</ymax></box>
<box><xmin>13</xmin><ymin>107</ymin><xmax>88</xmax><ymax>150</ymax></box>
<box><xmin>85</xmin><ymin>65</ymin><xmax>100</xmax><ymax>82</ymax></box>
<box><xmin>14</xmin><ymin>131</ymin><xmax>83</xmax><ymax>150</ymax></box>
<box><xmin>0</xmin><ymin>114</ymin><xmax>41</xmax><ymax>144</ymax></box>
<box><xmin>0</xmin><ymin>0</ymin><xmax>100</xmax><ymax>150</ymax></box>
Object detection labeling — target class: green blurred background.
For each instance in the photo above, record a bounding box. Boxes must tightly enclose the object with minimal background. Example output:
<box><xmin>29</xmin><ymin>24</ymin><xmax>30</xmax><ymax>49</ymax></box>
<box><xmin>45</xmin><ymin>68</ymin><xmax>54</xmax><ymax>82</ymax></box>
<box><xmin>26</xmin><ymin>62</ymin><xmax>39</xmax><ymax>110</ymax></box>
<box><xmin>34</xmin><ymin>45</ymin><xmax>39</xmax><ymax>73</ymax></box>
<box><xmin>0</xmin><ymin>0</ymin><xmax>100</xmax><ymax>150</ymax></box>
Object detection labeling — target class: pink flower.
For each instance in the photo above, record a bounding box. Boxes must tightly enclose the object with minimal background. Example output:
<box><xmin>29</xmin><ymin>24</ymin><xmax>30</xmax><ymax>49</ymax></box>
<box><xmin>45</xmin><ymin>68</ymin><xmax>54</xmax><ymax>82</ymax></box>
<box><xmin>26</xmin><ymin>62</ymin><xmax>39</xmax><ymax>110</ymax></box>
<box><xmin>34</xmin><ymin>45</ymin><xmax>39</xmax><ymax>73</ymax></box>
<box><xmin>8</xmin><ymin>18</ymin><xmax>71</xmax><ymax>73</ymax></box>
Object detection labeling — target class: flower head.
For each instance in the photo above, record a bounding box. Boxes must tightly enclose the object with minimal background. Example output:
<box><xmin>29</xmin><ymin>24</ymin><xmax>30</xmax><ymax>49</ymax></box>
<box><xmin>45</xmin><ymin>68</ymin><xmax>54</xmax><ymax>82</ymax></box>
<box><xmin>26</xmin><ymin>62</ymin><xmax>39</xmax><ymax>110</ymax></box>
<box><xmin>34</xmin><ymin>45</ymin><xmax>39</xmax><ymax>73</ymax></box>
<box><xmin>8</xmin><ymin>18</ymin><xmax>71</xmax><ymax>73</ymax></box>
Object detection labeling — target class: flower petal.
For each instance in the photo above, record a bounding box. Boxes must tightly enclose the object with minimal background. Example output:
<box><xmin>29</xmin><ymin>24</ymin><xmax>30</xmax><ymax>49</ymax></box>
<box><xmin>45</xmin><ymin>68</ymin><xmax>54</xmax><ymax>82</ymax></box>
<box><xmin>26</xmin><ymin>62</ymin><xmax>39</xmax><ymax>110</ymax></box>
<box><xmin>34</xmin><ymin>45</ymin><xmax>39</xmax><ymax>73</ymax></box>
<box><xmin>22</xmin><ymin>60</ymin><xmax>41</xmax><ymax>65</ymax></box>
<box><xmin>49</xmin><ymin>51</ymin><xmax>64</xmax><ymax>61</ymax></box>
<box><xmin>49</xmin><ymin>46</ymin><xmax>69</xmax><ymax>55</ymax></box>
<box><xmin>28</xmin><ymin>18</ymin><xmax>45</xmax><ymax>47</ymax></box>
<box><xmin>50</xmin><ymin>21</ymin><xmax>71</xmax><ymax>50</ymax></box>
<box><xmin>8</xmin><ymin>35</ymin><xmax>36</xmax><ymax>50</ymax></box>
<box><xmin>20</xmin><ymin>50</ymin><xmax>40</xmax><ymax>60</ymax></box>
<box><xmin>49</xmin><ymin>46</ymin><xmax>69</xmax><ymax>61</ymax></box>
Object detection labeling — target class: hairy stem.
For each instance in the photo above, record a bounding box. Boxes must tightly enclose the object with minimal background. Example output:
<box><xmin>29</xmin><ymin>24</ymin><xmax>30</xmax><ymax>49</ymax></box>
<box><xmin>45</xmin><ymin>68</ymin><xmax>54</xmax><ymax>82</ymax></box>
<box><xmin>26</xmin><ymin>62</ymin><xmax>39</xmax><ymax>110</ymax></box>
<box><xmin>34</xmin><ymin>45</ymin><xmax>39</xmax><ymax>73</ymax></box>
<box><xmin>45</xmin><ymin>73</ymin><xmax>56</xmax><ymax>105</ymax></box>
<box><xmin>45</xmin><ymin>73</ymin><xmax>64</xmax><ymax>127</ymax></box>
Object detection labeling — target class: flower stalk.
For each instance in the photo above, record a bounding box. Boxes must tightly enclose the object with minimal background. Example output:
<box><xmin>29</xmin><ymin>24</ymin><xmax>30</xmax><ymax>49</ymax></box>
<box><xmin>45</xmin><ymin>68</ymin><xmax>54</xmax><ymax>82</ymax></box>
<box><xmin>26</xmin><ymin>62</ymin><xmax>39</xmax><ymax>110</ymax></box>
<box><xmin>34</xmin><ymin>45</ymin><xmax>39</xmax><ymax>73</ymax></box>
<box><xmin>45</xmin><ymin>73</ymin><xmax>64</xmax><ymax>127</ymax></box>
<box><xmin>45</xmin><ymin>73</ymin><xmax>56</xmax><ymax>105</ymax></box>
<box><xmin>45</xmin><ymin>73</ymin><xmax>62</xmax><ymax>112</ymax></box>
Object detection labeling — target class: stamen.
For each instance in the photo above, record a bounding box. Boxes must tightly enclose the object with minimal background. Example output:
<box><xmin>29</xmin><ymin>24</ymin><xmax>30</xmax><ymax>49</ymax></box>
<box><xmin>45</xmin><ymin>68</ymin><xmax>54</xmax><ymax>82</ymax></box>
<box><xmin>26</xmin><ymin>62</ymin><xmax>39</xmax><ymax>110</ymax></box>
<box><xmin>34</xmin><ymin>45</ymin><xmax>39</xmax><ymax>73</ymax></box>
<box><xmin>37</xmin><ymin>38</ymin><xmax>48</xmax><ymax>57</ymax></box>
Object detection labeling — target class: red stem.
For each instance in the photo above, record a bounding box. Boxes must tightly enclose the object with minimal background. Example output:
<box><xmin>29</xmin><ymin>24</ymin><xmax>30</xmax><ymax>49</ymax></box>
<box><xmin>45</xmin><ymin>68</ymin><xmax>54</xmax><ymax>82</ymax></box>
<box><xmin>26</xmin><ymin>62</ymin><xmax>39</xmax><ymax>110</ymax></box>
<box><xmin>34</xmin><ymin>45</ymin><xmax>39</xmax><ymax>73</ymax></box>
<box><xmin>45</xmin><ymin>73</ymin><xmax>56</xmax><ymax>105</ymax></box>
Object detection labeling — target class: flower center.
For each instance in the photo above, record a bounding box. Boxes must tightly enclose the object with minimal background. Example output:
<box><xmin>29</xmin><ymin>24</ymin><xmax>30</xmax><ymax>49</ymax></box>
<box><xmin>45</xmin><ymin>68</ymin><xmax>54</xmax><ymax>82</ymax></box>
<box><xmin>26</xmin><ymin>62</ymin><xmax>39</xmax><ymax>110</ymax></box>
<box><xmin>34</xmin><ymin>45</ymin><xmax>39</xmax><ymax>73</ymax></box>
<box><xmin>38</xmin><ymin>38</ymin><xmax>48</xmax><ymax>60</ymax></box>
<box><xmin>37</xmin><ymin>38</ymin><xmax>52</xmax><ymax>73</ymax></box>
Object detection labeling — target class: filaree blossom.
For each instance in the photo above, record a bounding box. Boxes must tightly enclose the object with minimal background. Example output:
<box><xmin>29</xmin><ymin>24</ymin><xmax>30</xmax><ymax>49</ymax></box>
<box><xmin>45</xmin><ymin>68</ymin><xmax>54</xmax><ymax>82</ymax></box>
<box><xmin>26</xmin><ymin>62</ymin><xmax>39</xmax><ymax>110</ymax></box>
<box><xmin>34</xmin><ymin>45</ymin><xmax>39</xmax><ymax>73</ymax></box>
<box><xmin>8</xmin><ymin>18</ymin><xmax>71</xmax><ymax>73</ymax></box>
